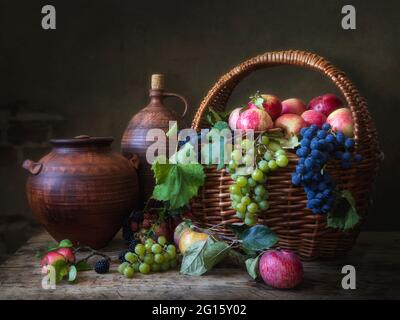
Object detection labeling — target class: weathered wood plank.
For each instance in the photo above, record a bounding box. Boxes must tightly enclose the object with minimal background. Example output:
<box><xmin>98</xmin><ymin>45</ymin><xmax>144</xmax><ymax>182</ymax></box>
<box><xmin>0</xmin><ymin>230</ymin><xmax>399</xmax><ymax>300</ymax></box>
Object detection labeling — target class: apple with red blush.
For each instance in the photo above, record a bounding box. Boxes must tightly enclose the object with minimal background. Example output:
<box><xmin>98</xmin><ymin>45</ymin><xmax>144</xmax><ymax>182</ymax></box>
<box><xmin>308</xmin><ymin>93</ymin><xmax>342</xmax><ymax>116</ymax></box>
<box><xmin>248</xmin><ymin>94</ymin><xmax>282</xmax><ymax>120</ymax></box>
<box><xmin>326</xmin><ymin>107</ymin><xmax>354</xmax><ymax>137</ymax></box>
<box><xmin>259</xmin><ymin>249</ymin><xmax>303</xmax><ymax>289</ymax></box>
<box><xmin>274</xmin><ymin>113</ymin><xmax>307</xmax><ymax>135</ymax></box>
<box><xmin>281</xmin><ymin>98</ymin><xmax>307</xmax><ymax>116</ymax></box>
<box><xmin>228</xmin><ymin>107</ymin><xmax>242</xmax><ymax>130</ymax></box>
<box><xmin>301</xmin><ymin>110</ymin><xmax>327</xmax><ymax>128</ymax></box>
<box><xmin>237</xmin><ymin>108</ymin><xmax>273</xmax><ymax>132</ymax></box>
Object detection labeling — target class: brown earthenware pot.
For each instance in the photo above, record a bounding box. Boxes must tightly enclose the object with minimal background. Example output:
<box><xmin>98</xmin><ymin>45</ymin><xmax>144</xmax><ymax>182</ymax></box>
<box><xmin>23</xmin><ymin>135</ymin><xmax>140</xmax><ymax>249</ymax></box>
<box><xmin>121</xmin><ymin>74</ymin><xmax>188</xmax><ymax>206</ymax></box>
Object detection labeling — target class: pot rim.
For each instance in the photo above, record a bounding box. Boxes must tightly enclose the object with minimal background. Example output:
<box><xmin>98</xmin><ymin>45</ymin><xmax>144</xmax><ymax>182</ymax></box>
<box><xmin>50</xmin><ymin>135</ymin><xmax>114</xmax><ymax>147</ymax></box>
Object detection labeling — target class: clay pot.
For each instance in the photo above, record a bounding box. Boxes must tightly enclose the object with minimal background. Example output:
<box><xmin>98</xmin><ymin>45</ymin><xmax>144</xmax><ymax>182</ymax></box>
<box><xmin>23</xmin><ymin>135</ymin><xmax>139</xmax><ymax>249</ymax></box>
<box><xmin>121</xmin><ymin>74</ymin><xmax>187</xmax><ymax>206</ymax></box>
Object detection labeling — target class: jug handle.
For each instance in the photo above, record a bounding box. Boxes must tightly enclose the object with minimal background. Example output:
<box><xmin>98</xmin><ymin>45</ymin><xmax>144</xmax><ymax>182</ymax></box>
<box><xmin>123</xmin><ymin>152</ymin><xmax>140</xmax><ymax>170</ymax></box>
<box><xmin>22</xmin><ymin>159</ymin><xmax>43</xmax><ymax>175</ymax></box>
<box><xmin>163</xmin><ymin>92</ymin><xmax>188</xmax><ymax>118</ymax></box>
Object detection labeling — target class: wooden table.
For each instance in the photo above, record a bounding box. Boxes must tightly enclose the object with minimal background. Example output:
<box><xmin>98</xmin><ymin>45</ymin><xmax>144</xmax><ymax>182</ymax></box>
<box><xmin>0</xmin><ymin>230</ymin><xmax>399</xmax><ymax>300</ymax></box>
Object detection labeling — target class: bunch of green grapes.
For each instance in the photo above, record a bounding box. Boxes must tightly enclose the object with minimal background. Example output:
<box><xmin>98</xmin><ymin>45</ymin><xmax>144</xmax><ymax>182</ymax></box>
<box><xmin>118</xmin><ymin>236</ymin><xmax>178</xmax><ymax>278</ymax></box>
<box><xmin>226</xmin><ymin>134</ymin><xmax>289</xmax><ymax>226</ymax></box>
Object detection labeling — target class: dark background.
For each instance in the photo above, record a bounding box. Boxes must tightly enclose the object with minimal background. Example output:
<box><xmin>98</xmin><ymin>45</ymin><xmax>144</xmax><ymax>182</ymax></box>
<box><xmin>0</xmin><ymin>0</ymin><xmax>398</xmax><ymax>260</ymax></box>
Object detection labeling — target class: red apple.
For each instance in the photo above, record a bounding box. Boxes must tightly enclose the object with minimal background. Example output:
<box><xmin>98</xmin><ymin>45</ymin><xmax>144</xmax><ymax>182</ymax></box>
<box><xmin>326</xmin><ymin>107</ymin><xmax>354</xmax><ymax>137</ymax></box>
<box><xmin>301</xmin><ymin>110</ymin><xmax>327</xmax><ymax>128</ymax></box>
<box><xmin>237</xmin><ymin>108</ymin><xmax>273</xmax><ymax>132</ymax></box>
<box><xmin>40</xmin><ymin>251</ymin><xmax>66</xmax><ymax>267</ymax></box>
<box><xmin>274</xmin><ymin>114</ymin><xmax>307</xmax><ymax>135</ymax></box>
<box><xmin>259</xmin><ymin>250</ymin><xmax>303</xmax><ymax>289</ymax></box>
<box><xmin>281</xmin><ymin>98</ymin><xmax>307</xmax><ymax>116</ymax></box>
<box><xmin>308</xmin><ymin>94</ymin><xmax>342</xmax><ymax>116</ymax></box>
<box><xmin>250</xmin><ymin>94</ymin><xmax>282</xmax><ymax>120</ymax></box>
<box><xmin>56</xmin><ymin>247</ymin><xmax>75</xmax><ymax>263</ymax></box>
<box><xmin>228</xmin><ymin>107</ymin><xmax>242</xmax><ymax>130</ymax></box>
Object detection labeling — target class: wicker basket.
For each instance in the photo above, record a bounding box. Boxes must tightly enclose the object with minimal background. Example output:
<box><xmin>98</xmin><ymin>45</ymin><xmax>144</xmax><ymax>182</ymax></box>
<box><xmin>190</xmin><ymin>50</ymin><xmax>382</xmax><ymax>260</ymax></box>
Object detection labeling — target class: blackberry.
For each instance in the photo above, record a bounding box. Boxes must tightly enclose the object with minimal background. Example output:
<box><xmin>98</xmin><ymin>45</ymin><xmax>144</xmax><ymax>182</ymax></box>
<box><xmin>118</xmin><ymin>250</ymin><xmax>128</xmax><ymax>263</ymax></box>
<box><xmin>128</xmin><ymin>239</ymin><xmax>139</xmax><ymax>252</ymax></box>
<box><xmin>94</xmin><ymin>259</ymin><xmax>110</xmax><ymax>274</ymax></box>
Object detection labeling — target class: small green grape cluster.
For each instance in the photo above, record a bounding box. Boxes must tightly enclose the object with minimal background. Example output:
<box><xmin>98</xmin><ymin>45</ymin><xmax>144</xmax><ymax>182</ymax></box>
<box><xmin>118</xmin><ymin>236</ymin><xmax>178</xmax><ymax>278</ymax></box>
<box><xmin>226</xmin><ymin>134</ymin><xmax>289</xmax><ymax>226</ymax></box>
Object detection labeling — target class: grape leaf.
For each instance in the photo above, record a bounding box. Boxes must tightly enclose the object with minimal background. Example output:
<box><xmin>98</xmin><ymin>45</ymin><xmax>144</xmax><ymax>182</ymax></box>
<box><xmin>213</xmin><ymin>121</ymin><xmax>229</xmax><ymax>131</ymax></box>
<box><xmin>169</xmin><ymin>143</ymin><xmax>198</xmax><ymax>164</ymax></box>
<box><xmin>151</xmin><ymin>162</ymin><xmax>205</xmax><ymax>210</ymax></box>
<box><xmin>180</xmin><ymin>238</ymin><xmax>210</xmax><ymax>276</ymax></box>
<box><xmin>206</xmin><ymin>107</ymin><xmax>231</xmax><ymax>126</ymax></box>
<box><xmin>209</xmin><ymin>121</ymin><xmax>231</xmax><ymax>170</ymax></box>
<box><xmin>180</xmin><ymin>238</ymin><xmax>231</xmax><ymax>276</ymax></box>
<box><xmin>227</xmin><ymin>223</ymin><xmax>249</xmax><ymax>236</ymax></box>
<box><xmin>270</xmin><ymin>136</ymin><xmax>300</xmax><ymax>149</ymax></box>
<box><xmin>203</xmin><ymin>241</ymin><xmax>230</xmax><ymax>270</ymax></box>
<box><xmin>245</xmin><ymin>256</ymin><xmax>260</xmax><ymax>280</ymax></box>
<box><xmin>240</xmin><ymin>225</ymin><xmax>278</xmax><ymax>255</ymax></box>
<box><xmin>228</xmin><ymin>224</ymin><xmax>278</xmax><ymax>256</ymax></box>
<box><xmin>327</xmin><ymin>190</ymin><xmax>360</xmax><ymax>231</ymax></box>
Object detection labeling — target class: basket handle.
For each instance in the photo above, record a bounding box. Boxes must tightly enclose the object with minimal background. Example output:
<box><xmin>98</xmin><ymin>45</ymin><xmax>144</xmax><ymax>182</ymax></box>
<box><xmin>191</xmin><ymin>50</ymin><xmax>376</xmax><ymax>146</ymax></box>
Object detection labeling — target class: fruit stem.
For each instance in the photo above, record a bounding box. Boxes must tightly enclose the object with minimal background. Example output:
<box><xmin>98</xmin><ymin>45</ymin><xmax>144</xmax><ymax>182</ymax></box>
<box><xmin>74</xmin><ymin>247</ymin><xmax>111</xmax><ymax>264</ymax></box>
<box><xmin>191</xmin><ymin>224</ymin><xmax>240</xmax><ymax>244</ymax></box>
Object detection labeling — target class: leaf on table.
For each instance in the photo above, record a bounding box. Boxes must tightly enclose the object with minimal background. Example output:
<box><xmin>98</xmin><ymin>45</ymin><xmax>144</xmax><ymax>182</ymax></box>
<box><xmin>151</xmin><ymin>162</ymin><xmax>205</xmax><ymax>210</ymax></box>
<box><xmin>68</xmin><ymin>265</ymin><xmax>77</xmax><ymax>282</ymax></box>
<box><xmin>245</xmin><ymin>256</ymin><xmax>260</xmax><ymax>280</ymax></box>
<box><xmin>180</xmin><ymin>238</ymin><xmax>232</xmax><ymax>276</ymax></box>
<box><xmin>327</xmin><ymin>190</ymin><xmax>360</xmax><ymax>231</ymax></box>
<box><xmin>203</xmin><ymin>241</ymin><xmax>231</xmax><ymax>270</ymax></box>
<box><xmin>75</xmin><ymin>260</ymin><xmax>92</xmax><ymax>271</ymax></box>
<box><xmin>180</xmin><ymin>239</ymin><xmax>210</xmax><ymax>276</ymax></box>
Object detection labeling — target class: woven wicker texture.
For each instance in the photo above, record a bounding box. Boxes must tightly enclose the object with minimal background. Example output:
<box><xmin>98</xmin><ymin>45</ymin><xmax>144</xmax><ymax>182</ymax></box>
<box><xmin>190</xmin><ymin>50</ymin><xmax>381</xmax><ymax>260</ymax></box>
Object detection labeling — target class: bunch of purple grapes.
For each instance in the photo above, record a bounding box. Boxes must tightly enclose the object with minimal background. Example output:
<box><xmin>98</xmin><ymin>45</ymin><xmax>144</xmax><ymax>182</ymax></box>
<box><xmin>291</xmin><ymin>124</ymin><xmax>362</xmax><ymax>214</ymax></box>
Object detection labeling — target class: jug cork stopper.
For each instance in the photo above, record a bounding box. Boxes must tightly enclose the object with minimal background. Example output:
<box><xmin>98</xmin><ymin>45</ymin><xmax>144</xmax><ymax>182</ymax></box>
<box><xmin>151</xmin><ymin>74</ymin><xmax>164</xmax><ymax>90</ymax></box>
